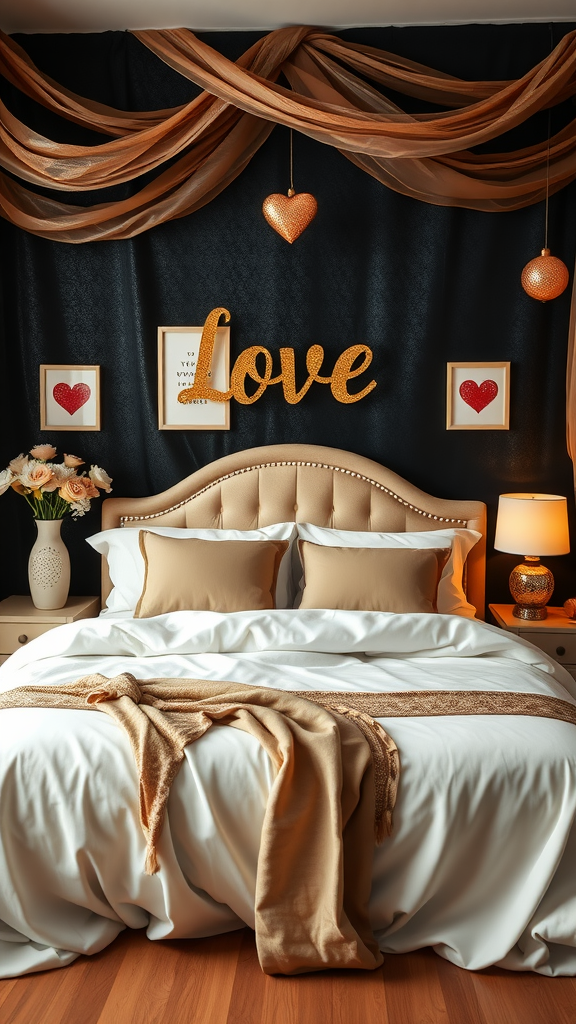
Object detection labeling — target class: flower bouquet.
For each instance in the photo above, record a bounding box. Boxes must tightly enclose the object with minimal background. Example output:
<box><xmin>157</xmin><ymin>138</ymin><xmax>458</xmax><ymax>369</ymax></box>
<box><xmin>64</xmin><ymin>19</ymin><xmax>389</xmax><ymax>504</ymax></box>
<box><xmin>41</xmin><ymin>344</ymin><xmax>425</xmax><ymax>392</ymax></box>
<box><xmin>0</xmin><ymin>444</ymin><xmax>113</xmax><ymax>610</ymax></box>
<box><xmin>0</xmin><ymin>444</ymin><xmax>112</xmax><ymax>519</ymax></box>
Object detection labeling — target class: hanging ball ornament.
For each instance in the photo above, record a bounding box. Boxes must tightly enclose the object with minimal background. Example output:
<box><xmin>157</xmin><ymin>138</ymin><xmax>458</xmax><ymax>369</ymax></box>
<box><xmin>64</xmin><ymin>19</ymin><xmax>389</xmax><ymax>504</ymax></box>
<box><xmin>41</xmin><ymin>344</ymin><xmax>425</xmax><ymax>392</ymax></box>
<box><xmin>521</xmin><ymin>248</ymin><xmax>569</xmax><ymax>302</ymax></box>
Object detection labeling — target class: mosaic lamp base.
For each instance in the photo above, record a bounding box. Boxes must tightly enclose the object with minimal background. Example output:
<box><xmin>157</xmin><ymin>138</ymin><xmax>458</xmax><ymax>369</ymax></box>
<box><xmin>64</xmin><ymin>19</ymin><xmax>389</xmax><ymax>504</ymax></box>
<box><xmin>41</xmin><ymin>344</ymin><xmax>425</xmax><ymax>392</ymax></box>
<box><xmin>510</xmin><ymin>556</ymin><xmax>554</xmax><ymax>620</ymax></box>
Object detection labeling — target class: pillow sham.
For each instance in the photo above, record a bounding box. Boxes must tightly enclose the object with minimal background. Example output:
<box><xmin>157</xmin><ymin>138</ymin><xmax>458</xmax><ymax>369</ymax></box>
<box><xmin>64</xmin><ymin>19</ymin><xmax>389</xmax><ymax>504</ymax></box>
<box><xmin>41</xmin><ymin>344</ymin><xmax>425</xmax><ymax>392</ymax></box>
<box><xmin>295</xmin><ymin>524</ymin><xmax>481</xmax><ymax>617</ymax></box>
<box><xmin>87</xmin><ymin>522</ymin><xmax>298</xmax><ymax>614</ymax></box>
<box><xmin>299</xmin><ymin>542</ymin><xmax>449</xmax><ymax>613</ymax></box>
<box><xmin>134</xmin><ymin>533</ymin><xmax>289</xmax><ymax>617</ymax></box>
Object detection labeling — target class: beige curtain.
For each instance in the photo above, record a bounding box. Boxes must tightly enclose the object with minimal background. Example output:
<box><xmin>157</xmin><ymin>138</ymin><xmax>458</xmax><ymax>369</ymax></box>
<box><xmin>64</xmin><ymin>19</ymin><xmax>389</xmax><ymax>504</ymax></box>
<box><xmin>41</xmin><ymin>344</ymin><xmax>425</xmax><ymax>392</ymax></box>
<box><xmin>566</xmin><ymin>263</ymin><xmax>576</xmax><ymax>483</ymax></box>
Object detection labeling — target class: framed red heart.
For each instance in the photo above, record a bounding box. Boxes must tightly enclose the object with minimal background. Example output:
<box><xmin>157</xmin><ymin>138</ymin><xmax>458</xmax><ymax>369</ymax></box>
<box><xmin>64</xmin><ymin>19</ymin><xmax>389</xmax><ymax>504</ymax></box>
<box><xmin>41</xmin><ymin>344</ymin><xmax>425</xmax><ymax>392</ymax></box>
<box><xmin>40</xmin><ymin>364</ymin><xmax>101</xmax><ymax>431</ymax></box>
<box><xmin>459</xmin><ymin>379</ymin><xmax>498</xmax><ymax>413</ymax></box>
<box><xmin>53</xmin><ymin>382</ymin><xmax>91</xmax><ymax>415</ymax></box>
<box><xmin>446</xmin><ymin>361</ymin><xmax>510</xmax><ymax>431</ymax></box>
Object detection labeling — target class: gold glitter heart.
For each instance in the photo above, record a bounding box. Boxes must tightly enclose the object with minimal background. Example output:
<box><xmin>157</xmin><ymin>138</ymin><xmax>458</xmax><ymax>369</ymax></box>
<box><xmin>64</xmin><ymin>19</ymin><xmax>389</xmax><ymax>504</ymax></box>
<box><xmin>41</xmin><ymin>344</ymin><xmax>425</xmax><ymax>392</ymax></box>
<box><xmin>262</xmin><ymin>190</ymin><xmax>318</xmax><ymax>243</ymax></box>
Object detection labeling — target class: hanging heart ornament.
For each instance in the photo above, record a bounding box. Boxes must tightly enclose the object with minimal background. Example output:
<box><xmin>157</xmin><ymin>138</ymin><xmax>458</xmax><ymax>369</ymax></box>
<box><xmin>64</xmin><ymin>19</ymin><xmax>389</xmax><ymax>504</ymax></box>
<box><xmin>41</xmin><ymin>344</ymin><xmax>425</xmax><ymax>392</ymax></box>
<box><xmin>262</xmin><ymin>188</ymin><xmax>318</xmax><ymax>243</ymax></box>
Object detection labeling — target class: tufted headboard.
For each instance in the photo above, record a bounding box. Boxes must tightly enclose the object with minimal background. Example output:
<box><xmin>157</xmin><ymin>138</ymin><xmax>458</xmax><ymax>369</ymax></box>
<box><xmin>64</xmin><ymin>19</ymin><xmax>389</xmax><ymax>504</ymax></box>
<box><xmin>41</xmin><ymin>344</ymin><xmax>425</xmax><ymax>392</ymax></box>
<box><xmin>101</xmin><ymin>443</ymin><xmax>487</xmax><ymax>617</ymax></box>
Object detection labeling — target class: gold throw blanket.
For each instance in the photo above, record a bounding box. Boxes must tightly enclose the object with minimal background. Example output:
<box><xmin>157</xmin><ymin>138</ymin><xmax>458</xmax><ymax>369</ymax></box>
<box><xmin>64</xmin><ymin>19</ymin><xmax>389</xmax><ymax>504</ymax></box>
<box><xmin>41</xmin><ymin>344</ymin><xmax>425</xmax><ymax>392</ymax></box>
<box><xmin>2</xmin><ymin>676</ymin><xmax>576</xmax><ymax>974</ymax></box>
<box><xmin>0</xmin><ymin>674</ymin><xmax>398</xmax><ymax>974</ymax></box>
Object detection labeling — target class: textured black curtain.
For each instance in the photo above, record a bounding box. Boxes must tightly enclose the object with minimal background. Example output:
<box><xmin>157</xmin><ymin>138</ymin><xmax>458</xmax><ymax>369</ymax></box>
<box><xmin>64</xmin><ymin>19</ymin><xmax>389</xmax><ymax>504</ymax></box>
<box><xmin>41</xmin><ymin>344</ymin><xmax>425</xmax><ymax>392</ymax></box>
<box><xmin>1</xmin><ymin>24</ymin><xmax>575</xmax><ymax>607</ymax></box>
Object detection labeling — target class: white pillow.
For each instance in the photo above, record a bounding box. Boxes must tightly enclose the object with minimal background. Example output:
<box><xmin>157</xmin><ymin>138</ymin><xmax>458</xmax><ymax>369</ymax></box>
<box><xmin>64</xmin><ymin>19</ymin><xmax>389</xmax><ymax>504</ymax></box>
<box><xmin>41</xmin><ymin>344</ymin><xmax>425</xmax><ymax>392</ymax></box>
<box><xmin>295</xmin><ymin>524</ymin><xmax>481</xmax><ymax>618</ymax></box>
<box><xmin>87</xmin><ymin>523</ymin><xmax>299</xmax><ymax>614</ymax></box>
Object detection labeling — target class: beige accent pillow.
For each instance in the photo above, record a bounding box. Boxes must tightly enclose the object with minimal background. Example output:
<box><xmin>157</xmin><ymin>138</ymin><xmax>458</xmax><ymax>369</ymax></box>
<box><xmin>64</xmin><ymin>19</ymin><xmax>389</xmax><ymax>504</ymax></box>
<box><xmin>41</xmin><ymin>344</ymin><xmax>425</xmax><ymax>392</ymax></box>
<box><xmin>298</xmin><ymin>542</ymin><xmax>449</xmax><ymax>613</ymax></box>
<box><xmin>134</xmin><ymin>533</ymin><xmax>289</xmax><ymax>618</ymax></box>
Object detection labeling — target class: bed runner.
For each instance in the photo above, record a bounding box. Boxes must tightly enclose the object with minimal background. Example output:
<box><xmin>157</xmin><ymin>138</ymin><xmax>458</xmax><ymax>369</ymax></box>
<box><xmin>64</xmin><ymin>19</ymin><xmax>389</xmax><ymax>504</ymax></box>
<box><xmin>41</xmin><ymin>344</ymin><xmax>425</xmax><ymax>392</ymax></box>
<box><xmin>1</xmin><ymin>676</ymin><xmax>575</xmax><ymax>974</ymax></box>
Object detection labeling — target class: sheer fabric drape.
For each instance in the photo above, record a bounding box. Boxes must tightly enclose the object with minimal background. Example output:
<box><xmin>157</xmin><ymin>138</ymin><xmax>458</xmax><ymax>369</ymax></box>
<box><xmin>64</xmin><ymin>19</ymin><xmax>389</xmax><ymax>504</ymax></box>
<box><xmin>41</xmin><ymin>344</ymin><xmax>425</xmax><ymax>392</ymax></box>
<box><xmin>2</xmin><ymin>24</ymin><xmax>576</xmax><ymax>488</ymax></box>
<box><xmin>1</xmin><ymin>25</ymin><xmax>576</xmax><ymax>242</ymax></box>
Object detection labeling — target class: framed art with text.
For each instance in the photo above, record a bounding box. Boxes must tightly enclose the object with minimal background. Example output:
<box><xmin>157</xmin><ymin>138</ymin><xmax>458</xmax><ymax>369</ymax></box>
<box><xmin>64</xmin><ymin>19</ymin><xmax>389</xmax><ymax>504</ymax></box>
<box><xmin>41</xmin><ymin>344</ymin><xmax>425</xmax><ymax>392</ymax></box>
<box><xmin>40</xmin><ymin>364</ymin><xmax>101</xmax><ymax>431</ymax></box>
<box><xmin>157</xmin><ymin>325</ymin><xmax>230</xmax><ymax>430</ymax></box>
<box><xmin>446</xmin><ymin>361</ymin><xmax>510</xmax><ymax>430</ymax></box>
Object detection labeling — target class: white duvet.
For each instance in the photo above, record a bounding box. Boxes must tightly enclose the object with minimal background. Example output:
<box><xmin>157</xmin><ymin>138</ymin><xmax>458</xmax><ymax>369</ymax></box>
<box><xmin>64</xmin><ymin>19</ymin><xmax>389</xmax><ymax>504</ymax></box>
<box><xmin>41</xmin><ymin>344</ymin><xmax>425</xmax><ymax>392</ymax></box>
<box><xmin>1</xmin><ymin>609</ymin><xmax>576</xmax><ymax>978</ymax></box>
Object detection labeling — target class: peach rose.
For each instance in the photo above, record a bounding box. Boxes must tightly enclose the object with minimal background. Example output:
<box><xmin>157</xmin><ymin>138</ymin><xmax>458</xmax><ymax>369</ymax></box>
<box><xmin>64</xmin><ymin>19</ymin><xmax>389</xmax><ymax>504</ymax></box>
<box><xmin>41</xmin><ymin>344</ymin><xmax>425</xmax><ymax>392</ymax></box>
<box><xmin>82</xmin><ymin>478</ymin><xmax>100</xmax><ymax>499</ymax></box>
<box><xmin>89</xmin><ymin>465</ymin><xmax>113</xmax><ymax>493</ymax></box>
<box><xmin>29</xmin><ymin>444</ymin><xmax>57</xmax><ymax>461</ymax></box>
<box><xmin>41</xmin><ymin>477</ymin><xmax>61</xmax><ymax>493</ymax></box>
<box><xmin>64</xmin><ymin>453</ymin><xmax>84</xmax><ymax>468</ymax></box>
<box><xmin>9</xmin><ymin>453</ymin><xmax>29</xmax><ymax>474</ymax></box>
<box><xmin>59</xmin><ymin>477</ymin><xmax>89</xmax><ymax>503</ymax></box>
<box><xmin>42</xmin><ymin>463</ymin><xmax>73</xmax><ymax>491</ymax></box>
<box><xmin>20</xmin><ymin>461</ymin><xmax>54</xmax><ymax>491</ymax></box>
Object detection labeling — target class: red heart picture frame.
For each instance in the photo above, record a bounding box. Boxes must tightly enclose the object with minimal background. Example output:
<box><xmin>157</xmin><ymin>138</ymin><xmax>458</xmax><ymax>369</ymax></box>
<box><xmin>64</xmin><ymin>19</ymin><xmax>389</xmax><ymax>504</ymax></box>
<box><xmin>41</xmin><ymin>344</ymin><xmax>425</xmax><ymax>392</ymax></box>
<box><xmin>40</xmin><ymin>364</ymin><xmax>101</xmax><ymax>431</ymax></box>
<box><xmin>447</xmin><ymin>362</ymin><xmax>509</xmax><ymax>430</ymax></box>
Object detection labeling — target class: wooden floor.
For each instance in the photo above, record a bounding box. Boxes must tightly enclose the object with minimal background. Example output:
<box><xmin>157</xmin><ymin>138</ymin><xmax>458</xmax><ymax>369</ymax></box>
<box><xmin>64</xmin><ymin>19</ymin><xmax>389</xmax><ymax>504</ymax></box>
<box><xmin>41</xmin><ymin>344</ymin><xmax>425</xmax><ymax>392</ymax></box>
<box><xmin>1</xmin><ymin>928</ymin><xmax>576</xmax><ymax>1024</ymax></box>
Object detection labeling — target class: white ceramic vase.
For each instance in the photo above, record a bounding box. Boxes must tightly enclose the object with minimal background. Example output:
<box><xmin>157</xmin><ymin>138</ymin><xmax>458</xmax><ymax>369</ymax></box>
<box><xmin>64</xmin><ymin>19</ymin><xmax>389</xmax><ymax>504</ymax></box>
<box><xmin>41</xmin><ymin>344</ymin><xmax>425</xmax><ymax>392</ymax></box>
<box><xmin>28</xmin><ymin>519</ymin><xmax>70</xmax><ymax>610</ymax></box>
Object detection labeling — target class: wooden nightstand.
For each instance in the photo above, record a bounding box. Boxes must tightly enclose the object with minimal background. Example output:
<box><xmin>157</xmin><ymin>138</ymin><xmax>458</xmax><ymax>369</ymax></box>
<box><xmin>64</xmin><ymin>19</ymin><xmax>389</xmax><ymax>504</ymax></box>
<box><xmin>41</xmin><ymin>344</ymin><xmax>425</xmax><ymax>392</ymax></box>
<box><xmin>0</xmin><ymin>595</ymin><xmax>100</xmax><ymax>666</ymax></box>
<box><xmin>489</xmin><ymin>604</ymin><xmax>576</xmax><ymax>680</ymax></box>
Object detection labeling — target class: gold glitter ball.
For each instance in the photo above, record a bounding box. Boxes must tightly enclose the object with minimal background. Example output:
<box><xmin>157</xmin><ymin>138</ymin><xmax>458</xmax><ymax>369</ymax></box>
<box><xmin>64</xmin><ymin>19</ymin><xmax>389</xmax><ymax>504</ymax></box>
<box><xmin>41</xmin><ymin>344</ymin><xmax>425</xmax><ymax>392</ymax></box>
<box><xmin>521</xmin><ymin>248</ymin><xmax>569</xmax><ymax>301</ymax></box>
<box><xmin>262</xmin><ymin>191</ymin><xmax>318</xmax><ymax>243</ymax></box>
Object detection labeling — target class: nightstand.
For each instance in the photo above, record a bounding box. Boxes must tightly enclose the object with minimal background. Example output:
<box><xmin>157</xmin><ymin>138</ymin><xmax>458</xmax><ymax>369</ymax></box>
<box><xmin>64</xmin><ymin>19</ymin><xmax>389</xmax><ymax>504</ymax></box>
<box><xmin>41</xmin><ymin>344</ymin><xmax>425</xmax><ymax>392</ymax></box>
<box><xmin>0</xmin><ymin>595</ymin><xmax>100</xmax><ymax>666</ymax></box>
<box><xmin>489</xmin><ymin>604</ymin><xmax>576</xmax><ymax>680</ymax></box>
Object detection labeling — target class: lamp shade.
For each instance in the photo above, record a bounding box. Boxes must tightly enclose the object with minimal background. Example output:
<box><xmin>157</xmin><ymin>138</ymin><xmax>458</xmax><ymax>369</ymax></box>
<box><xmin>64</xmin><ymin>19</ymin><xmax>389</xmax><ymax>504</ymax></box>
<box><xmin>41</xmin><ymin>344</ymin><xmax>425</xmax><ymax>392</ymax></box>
<box><xmin>494</xmin><ymin>493</ymin><xmax>570</xmax><ymax>556</ymax></box>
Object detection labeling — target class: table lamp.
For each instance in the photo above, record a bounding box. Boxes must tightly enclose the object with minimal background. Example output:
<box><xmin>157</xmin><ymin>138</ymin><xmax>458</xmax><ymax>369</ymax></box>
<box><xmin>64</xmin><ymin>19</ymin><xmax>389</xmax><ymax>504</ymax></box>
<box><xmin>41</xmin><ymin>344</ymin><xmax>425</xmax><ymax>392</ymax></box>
<box><xmin>494</xmin><ymin>493</ymin><xmax>570</xmax><ymax>619</ymax></box>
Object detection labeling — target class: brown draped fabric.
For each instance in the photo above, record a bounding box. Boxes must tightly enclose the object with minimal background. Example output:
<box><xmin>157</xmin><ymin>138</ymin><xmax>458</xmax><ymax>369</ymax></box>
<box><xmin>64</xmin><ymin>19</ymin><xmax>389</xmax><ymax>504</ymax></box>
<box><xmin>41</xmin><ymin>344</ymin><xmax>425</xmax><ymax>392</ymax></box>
<box><xmin>1</xmin><ymin>25</ymin><xmax>576</xmax><ymax>243</ymax></box>
<box><xmin>567</xmin><ymin>270</ymin><xmax>576</xmax><ymax>492</ymax></box>
<box><xmin>2</xmin><ymin>25</ymin><xmax>576</xmax><ymax>486</ymax></box>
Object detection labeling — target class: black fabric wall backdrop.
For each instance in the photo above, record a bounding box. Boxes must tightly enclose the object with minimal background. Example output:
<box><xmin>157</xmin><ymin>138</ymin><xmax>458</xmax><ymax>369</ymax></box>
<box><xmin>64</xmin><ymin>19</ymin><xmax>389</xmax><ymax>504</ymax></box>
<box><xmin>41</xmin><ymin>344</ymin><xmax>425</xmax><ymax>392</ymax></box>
<box><xmin>1</xmin><ymin>23</ymin><xmax>576</xmax><ymax>611</ymax></box>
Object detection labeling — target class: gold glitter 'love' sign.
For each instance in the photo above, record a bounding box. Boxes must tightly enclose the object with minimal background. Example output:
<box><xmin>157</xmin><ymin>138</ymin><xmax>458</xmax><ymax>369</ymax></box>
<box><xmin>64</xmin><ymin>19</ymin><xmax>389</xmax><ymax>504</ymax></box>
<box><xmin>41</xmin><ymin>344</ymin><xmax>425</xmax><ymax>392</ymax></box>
<box><xmin>177</xmin><ymin>308</ymin><xmax>376</xmax><ymax>407</ymax></box>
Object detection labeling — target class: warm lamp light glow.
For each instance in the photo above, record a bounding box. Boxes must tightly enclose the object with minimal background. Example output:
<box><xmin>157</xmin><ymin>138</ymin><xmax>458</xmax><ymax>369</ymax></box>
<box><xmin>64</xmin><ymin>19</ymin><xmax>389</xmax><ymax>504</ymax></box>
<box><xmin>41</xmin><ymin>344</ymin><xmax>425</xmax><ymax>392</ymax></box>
<box><xmin>494</xmin><ymin>493</ymin><xmax>570</xmax><ymax>620</ymax></box>
<box><xmin>494</xmin><ymin>493</ymin><xmax>570</xmax><ymax>556</ymax></box>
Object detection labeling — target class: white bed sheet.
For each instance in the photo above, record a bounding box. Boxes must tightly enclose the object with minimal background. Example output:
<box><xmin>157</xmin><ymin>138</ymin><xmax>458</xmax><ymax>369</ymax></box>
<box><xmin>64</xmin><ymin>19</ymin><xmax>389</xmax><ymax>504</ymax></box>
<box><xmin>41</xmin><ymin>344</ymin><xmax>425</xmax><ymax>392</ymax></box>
<box><xmin>1</xmin><ymin>609</ymin><xmax>576</xmax><ymax>978</ymax></box>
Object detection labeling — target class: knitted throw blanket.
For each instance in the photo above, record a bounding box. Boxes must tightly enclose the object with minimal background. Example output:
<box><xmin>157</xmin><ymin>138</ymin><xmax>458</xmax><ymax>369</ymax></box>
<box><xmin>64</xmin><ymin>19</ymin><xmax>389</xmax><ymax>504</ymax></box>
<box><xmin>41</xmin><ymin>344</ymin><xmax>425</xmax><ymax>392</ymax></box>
<box><xmin>1</xmin><ymin>675</ymin><xmax>575</xmax><ymax>974</ymax></box>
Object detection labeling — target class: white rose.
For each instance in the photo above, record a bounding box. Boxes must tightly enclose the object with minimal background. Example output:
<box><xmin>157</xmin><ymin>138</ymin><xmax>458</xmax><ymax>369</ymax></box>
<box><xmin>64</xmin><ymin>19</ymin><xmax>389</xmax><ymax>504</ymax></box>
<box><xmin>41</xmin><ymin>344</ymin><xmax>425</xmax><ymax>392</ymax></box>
<box><xmin>0</xmin><ymin>468</ymin><xmax>14</xmax><ymax>496</ymax></box>
<box><xmin>89</xmin><ymin>465</ymin><xmax>113</xmax><ymax>493</ymax></box>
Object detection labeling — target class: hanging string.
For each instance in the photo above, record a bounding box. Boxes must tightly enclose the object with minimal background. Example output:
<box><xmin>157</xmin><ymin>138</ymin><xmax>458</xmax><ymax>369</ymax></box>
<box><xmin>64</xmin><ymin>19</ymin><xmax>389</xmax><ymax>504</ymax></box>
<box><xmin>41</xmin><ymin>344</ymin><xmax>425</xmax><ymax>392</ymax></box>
<box><xmin>544</xmin><ymin>23</ymin><xmax>554</xmax><ymax>251</ymax></box>
<box><xmin>544</xmin><ymin>108</ymin><xmax>551</xmax><ymax>251</ymax></box>
<box><xmin>520</xmin><ymin>21</ymin><xmax>569</xmax><ymax>302</ymax></box>
<box><xmin>262</xmin><ymin>122</ymin><xmax>317</xmax><ymax>241</ymax></box>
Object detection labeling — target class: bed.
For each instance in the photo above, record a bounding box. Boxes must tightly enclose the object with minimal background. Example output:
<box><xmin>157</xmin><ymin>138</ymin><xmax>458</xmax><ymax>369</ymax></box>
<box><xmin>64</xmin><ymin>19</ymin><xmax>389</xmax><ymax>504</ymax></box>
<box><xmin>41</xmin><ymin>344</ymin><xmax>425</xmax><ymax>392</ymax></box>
<box><xmin>1</xmin><ymin>443</ymin><xmax>576</xmax><ymax>979</ymax></box>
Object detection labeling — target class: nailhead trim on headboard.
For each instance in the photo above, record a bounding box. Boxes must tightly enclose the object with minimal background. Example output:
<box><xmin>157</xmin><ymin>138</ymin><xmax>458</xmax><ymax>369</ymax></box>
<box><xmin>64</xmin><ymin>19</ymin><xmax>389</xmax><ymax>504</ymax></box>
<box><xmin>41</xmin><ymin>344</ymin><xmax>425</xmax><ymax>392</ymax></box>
<box><xmin>120</xmin><ymin>461</ymin><xmax>469</xmax><ymax>526</ymax></box>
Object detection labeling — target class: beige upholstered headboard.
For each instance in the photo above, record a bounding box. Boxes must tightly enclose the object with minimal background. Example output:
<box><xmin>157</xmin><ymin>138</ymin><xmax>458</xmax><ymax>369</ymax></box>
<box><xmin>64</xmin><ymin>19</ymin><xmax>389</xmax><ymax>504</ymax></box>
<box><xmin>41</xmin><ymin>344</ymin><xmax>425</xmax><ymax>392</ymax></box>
<box><xmin>101</xmin><ymin>443</ymin><xmax>487</xmax><ymax>617</ymax></box>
